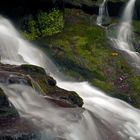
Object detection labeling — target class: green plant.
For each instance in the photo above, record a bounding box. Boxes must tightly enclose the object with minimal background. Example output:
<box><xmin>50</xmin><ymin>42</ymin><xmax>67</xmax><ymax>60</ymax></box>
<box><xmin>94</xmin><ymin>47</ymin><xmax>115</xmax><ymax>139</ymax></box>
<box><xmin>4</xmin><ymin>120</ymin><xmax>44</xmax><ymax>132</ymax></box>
<box><xmin>21</xmin><ymin>9</ymin><xmax>64</xmax><ymax>40</ymax></box>
<box><xmin>38</xmin><ymin>9</ymin><xmax>64</xmax><ymax>36</ymax></box>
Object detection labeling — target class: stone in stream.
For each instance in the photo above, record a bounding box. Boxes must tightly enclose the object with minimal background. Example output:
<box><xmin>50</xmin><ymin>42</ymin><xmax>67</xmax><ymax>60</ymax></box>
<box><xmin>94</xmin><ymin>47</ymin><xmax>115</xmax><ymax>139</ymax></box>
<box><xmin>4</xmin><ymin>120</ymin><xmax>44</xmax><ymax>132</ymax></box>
<box><xmin>0</xmin><ymin>88</ymin><xmax>41</xmax><ymax>140</ymax></box>
<box><xmin>0</xmin><ymin>63</ymin><xmax>83</xmax><ymax>107</ymax></box>
<box><xmin>0</xmin><ymin>63</ymin><xmax>84</xmax><ymax>139</ymax></box>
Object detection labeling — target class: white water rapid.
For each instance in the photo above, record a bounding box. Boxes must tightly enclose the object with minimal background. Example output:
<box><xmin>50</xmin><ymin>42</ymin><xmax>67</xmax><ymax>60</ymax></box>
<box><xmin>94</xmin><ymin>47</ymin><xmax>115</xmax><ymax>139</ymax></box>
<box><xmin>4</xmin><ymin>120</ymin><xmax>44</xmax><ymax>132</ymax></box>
<box><xmin>0</xmin><ymin>6</ymin><xmax>140</xmax><ymax>140</ymax></box>
<box><xmin>96</xmin><ymin>0</ymin><xmax>109</xmax><ymax>26</ymax></box>
<box><xmin>110</xmin><ymin>0</ymin><xmax>140</xmax><ymax>70</ymax></box>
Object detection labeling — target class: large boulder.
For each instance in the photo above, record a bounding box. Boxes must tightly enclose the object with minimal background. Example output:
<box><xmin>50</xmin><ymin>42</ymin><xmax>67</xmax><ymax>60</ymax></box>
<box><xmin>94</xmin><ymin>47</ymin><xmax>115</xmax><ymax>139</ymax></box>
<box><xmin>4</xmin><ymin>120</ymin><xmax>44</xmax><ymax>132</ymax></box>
<box><xmin>0</xmin><ymin>63</ymin><xmax>83</xmax><ymax>107</ymax></box>
<box><xmin>19</xmin><ymin>64</ymin><xmax>84</xmax><ymax>107</ymax></box>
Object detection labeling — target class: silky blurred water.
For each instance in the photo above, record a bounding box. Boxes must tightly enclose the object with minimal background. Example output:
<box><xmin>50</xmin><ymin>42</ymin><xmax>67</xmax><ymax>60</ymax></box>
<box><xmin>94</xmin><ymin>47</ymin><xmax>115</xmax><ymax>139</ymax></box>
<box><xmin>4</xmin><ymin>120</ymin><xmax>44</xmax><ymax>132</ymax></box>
<box><xmin>0</xmin><ymin>0</ymin><xmax>139</xmax><ymax>139</ymax></box>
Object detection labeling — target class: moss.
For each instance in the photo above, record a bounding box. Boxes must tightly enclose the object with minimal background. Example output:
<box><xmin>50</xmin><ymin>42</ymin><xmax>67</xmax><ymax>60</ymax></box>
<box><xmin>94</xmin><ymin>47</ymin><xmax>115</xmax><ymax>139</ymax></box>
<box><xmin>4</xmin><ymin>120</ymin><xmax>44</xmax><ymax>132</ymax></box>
<box><xmin>20</xmin><ymin>65</ymin><xmax>50</xmax><ymax>94</ymax></box>
<box><xmin>68</xmin><ymin>91</ymin><xmax>83</xmax><ymax>107</ymax></box>
<box><xmin>130</xmin><ymin>76</ymin><xmax>140</xmax><ymax>92</ymax></box>
<box><xmin>21</xmin><ymin>64</ymin><xmax>46</xmax><ymax>75</ymax></box>
<box><xmin>20</xmin><ymin>64</ymin><xmax>83</xmax><ymax>107</ymax></box>
<box><xmin>37</xmin><ymin>8</ymin><xmax>140</xmax><ymax>108</ymax></box>
<box><xmin>0</xmin><ymin>88</ymin><xmax>4</xmax><ymax>96</ymax></box>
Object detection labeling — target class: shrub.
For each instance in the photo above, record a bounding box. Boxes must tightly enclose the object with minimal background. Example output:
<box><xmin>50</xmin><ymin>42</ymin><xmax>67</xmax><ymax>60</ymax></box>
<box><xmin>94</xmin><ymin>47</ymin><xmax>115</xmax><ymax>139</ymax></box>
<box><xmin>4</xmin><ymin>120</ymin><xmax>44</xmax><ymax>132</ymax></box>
<box><xmin>38</xmin><ymin>9</ymin><xmax>64</xmax><ymax>36</ymax></box>
<box><xmin>21</xmin><ymin>9</ymin><xmax>64</xmax><ymax>40</ymax></box>
<box><xmin>21</xmin><ymin>15</ymin><xmax>40</xmax><ymax>40</ymax></box>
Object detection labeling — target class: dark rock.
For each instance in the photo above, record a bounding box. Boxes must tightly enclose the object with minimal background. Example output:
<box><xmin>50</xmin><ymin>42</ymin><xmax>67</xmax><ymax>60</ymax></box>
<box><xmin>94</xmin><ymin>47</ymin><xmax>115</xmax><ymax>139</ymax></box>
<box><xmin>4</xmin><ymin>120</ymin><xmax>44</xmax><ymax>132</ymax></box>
<box><xmin>0</xmin><ymin>88</ymin><xmax>9</xmax><ymax>107</ymax></box>
<box><xmin>0</xmin><ymin>71</ymin><xmax>31</xmax><ymax>86</ymax></box>
<box><xmin>0</xmin><ymin>88</ymin><xmax>40</xmax><ymax>140</ymax></box>
<box><xmin>0</xmin><ymin>118</ymin><xmax>40</xmax><ymax>140</ymax></box>
<box><xmin>63</xmin><ymin>0</ymin><xmax>99</xmax><ymax>15</ymax></box>
<box><xmin>0</xmin><ymin>63</ymin><xmax>83</xmax><ymax>107</ymax></box>
<box><xmin>0</xmin><ymin>88</ymin><xmax>19</xmax><ymax>121</ymax></box>
<box><xmin>0</xmin><ymin>0</ymin><xmax>139</xmax><ymax>20</ymax></box>
<box><xmin>0</xmin><ymin>63</ymin><xmax>84</xmax><ymax>139</ymax></box>
<box><xmin>107</xmin><ymin>1</ymin><xmax>125</xmax><ymax>17</ymax></box>
<box><xmin>47</xmin><ymin>77</ymin><xmax>56</xmax><ymax>86</ymax></box>
<box><xmin>19</xmin><ymin>64</ymin><xmax>83</xmax><ymax>107</ymax></box>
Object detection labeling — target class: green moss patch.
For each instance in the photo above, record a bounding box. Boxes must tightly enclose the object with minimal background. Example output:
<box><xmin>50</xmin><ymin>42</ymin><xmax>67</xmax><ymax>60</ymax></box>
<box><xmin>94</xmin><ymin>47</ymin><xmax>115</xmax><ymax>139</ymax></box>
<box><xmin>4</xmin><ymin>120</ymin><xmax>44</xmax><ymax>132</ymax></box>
<box><xmin>38</xmin><ymin>8</ymin><xmax>140</xmax><ymax>108</ymax></box>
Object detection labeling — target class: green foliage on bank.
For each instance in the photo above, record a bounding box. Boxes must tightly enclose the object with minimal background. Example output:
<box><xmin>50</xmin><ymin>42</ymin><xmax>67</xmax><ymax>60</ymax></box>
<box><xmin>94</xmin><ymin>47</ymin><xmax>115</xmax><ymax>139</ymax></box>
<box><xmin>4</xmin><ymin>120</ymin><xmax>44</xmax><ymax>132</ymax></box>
<box><xmin>39</xmin><ymin>8</ymin><xmax>140</xmax><ymax>108</ymax></box>
<box><xmin>21</xmin><ymin>9</ymin><xmax>64</xmax><ymax>40</ymax></box>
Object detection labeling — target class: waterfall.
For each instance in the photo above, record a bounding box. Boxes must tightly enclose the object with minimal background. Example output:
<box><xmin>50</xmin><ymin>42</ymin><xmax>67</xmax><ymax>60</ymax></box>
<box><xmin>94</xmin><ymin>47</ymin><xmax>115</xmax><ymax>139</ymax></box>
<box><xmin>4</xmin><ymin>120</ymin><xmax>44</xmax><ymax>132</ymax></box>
<box><xmin>117</xmin><ymin>0</ymin><xmax>136</xmax><ymax>50</ymax></box>
<box><xmin>96</xmin><ymin>0</ymin><xmax>109</xmax><ymax>26</ymax></box>
<box><xmin>0</xmin><ymin>15</ymin><xmax>140</xmax><ymax>140</ymax></box>
<box><xmin>110</xmin><ymin>0</ymin><xmax>140</xmax><ymax>69</ymax></box>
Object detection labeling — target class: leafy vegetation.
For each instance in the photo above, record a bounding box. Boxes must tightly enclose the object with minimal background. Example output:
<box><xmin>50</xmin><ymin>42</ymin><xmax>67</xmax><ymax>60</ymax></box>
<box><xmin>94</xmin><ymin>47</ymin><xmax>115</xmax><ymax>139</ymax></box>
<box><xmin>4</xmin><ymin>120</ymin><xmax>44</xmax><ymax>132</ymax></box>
<box><xmin>37</xmin><ymin>9</ymin><xmax>140</xmax><ymax>108</ymax></box>
<box><xmin>20</xmin><ymin>7</ymin><xmax>140</xmax><ymax>108</ymax></box>
<box><xmin>21</xmin><ymin>9</ymin><xmax>64</xmax><ymax>40</ymax></box>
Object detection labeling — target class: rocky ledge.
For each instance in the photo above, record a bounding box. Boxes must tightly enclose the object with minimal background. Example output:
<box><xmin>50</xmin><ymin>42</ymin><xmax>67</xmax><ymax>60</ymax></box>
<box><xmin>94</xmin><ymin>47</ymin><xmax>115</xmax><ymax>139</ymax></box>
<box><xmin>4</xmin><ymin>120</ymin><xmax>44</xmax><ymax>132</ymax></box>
<box><xmin>0</xmin><ymin>63</ymin><xmax>83</xmax><ymax>139</ymax></box>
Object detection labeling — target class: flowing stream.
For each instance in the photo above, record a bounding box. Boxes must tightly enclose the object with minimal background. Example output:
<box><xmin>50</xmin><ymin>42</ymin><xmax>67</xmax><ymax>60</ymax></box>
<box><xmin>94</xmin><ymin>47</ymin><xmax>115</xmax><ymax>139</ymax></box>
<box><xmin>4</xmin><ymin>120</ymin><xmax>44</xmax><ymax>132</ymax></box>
<box><xmin>0</xmin><ymin>0</ymin><xmax>140</xmax><ymax>139</ymax></box>
<box><xmin>96</xmin><ymin>0</ymin><xmax>109</xmax><ymax>26</ymax></box>
<box><xmin>110</xmin><ymin>0</ymin><xmax>140</xmax><ymax>69</ymax></box>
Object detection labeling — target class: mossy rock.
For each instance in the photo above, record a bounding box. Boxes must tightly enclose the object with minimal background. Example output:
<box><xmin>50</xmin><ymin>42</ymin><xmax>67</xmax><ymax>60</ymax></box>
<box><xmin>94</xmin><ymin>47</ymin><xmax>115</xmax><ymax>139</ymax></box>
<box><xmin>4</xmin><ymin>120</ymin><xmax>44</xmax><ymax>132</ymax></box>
<box><xmin>21</xmin><ymin>64</ymin><xmax>46</xmax><ymax>75</ymax></box>
<box><xmin>0</xmin><ymin>63</ymin><xmax>83</xmax><ymax>107</ymax></box>
<box><xmin>0</xmin><ymin>87</ymin><xmax>19</xmax><ymax>120</ymax></box>
<box><xmin>37</xmin><ymin>8</ymin><xmax>140</xmax><ymax>108</ymax></box>
<box><xmin>20</xmin><ymin>64</ymin><xmax>83</xmax><ymax>107</ymax></box>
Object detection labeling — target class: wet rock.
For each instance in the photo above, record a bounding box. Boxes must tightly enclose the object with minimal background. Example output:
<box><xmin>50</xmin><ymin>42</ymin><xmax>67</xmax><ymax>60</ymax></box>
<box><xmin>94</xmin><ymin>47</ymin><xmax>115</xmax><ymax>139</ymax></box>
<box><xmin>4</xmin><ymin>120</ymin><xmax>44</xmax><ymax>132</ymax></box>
<box><xmin>47</xmin><ymin>77</ymin><xmax>56</xmax><ymax>87</ymax></box>
<box><xmin>0</xmin><ymin>63</ymin><xmax>84</xmax><ymax>139</ymax></box>
<box><xmin>54</xmin><ymin>137</ymin><xmax>67</xmax><ymax>140</ymax></box>
<box><xmin>0</xmin><ymin>63</ymin><xmax>83</xmax><ymax>107</ymax></box>
<box><xmin>0</xmin><ymin>71</ymin><xmax>31</xmax><ymax>86</ymax></box>
<box><xmin>0</xmin><ymin>88</ymin><xmax>40</xmax><ymax>140</ymax></box>
<box><xmin>18</xmin><ymin>64</ymin><xmax>83</xmax><ymax>107</ymax></box>
<box><xmin>0</xmin><ymin>88</ymin><xmax>19</xmax><ymax>121</ymax></box>
<box><xmin>0</xmin><ymin>118</ymin><xmax>40</xmax><ymax>140</ymax></box>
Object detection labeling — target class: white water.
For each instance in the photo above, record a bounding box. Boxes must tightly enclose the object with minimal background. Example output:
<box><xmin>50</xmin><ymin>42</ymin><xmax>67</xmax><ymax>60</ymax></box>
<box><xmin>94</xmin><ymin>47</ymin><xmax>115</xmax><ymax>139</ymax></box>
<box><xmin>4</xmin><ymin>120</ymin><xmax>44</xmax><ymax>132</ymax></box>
<box><xmin>96</xmin><ymin>0</ymin><xmax>109</xmax><ymax>26</ymax></box>
<box><xmin>0</xmin><ymin>12</ymin><xmax>140</xmax><ymax>140</ymax></box>
<box><xmin>111</xmin><ymin>0</ymin><xmax>140</xmax><ymax>69</ymax></box>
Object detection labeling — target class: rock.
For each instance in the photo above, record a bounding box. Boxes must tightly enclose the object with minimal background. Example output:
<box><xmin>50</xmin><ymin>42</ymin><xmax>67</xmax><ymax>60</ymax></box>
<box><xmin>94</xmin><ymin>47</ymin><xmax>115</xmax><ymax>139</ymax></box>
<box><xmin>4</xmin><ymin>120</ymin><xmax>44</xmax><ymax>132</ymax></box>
<box><xmin>0</xmin><ymin>71</ymin><xmax>31</xmax><ymax>85</ymax></box>
<box><xmin>47</xmin><ymin>77</ymin><xmax>56</xmax><ymax>86</ymax></box>
<box><xmin>0</xmin><ymin>63</ymin><xmax>83</xmax><ymax>107</ymax></box>
<box><xmin>19</xmin><ymin>64</ymin><xmax>83</xmax><ymax>107</ymax></box>
<box><xmin>46</xmin><ymin>87</ymin><xmax>83</xmax><ymax>107</ymax></box>
<box><xmin>0</xmin><ymin>88</ymin><xmax>19</xmax><ymax>121</ymax></box>
<box><xmin>107</xmin><ymin>1</ymin><xmax>125</xmax><ymax>17</ymax></box>
<box><xmin>0</xmin><ymin>63</ymin><xmax>83</xmax><ymax>139</ymax></box>
<box><xmin>1</xmin><ymin>0</ymin><xmax>139</xmax><ymax>19</ymax></box>
<box><xmin>63</xmin><ymin>0</ymin><xmax>140</xmax><ymax>19</ymax></box>
<box><xmin>0</xmin><ymin>118</ymin><xmax>40</xmax><ymax>140</ymax></box>
<box><xmin>0</xmin><ymin>88</ymin><xmax>40</xmax><ymax>140</ymax></box>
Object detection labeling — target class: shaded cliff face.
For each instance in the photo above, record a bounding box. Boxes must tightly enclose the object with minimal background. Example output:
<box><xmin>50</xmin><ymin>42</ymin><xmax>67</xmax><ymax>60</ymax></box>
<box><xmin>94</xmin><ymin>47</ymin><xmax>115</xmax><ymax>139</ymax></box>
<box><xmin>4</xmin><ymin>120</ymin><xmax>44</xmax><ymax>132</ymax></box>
<box><xmin>63</xmin><ymin>0</ymin><xmax>139</xmax><ymax>18</ymax></box>
<box><xmin>0</xmin><ymin>0</ymin><xmax>140</xmax><ymax>18</ymax></box>
<box><xmin>0</xmin><ymin>0</ymin><xmax>55</xmax><ymax>18</ymax></box>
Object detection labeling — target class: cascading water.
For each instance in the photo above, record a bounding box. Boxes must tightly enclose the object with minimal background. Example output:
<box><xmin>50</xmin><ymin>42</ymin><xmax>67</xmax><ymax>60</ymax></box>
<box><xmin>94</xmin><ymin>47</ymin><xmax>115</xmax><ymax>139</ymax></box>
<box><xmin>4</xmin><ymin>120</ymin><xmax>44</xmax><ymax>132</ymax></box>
<box><xmin>110</xmin><ymin>0</ymin><xmax>140</xmax><ymax>69</ymax></box>
<box><xmin>0</xmin><ymin>13</ymin><xmax>140</xmax><ymax>140</ymax></box>
<box><xmin>96</xmin><ymin>0</ymin><xmax>110</xmax><ymax>26</ymax></box>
